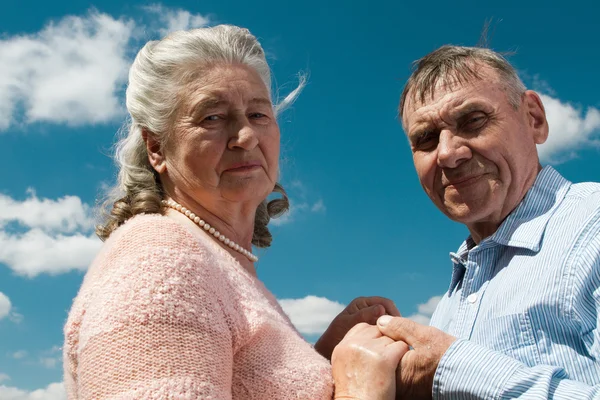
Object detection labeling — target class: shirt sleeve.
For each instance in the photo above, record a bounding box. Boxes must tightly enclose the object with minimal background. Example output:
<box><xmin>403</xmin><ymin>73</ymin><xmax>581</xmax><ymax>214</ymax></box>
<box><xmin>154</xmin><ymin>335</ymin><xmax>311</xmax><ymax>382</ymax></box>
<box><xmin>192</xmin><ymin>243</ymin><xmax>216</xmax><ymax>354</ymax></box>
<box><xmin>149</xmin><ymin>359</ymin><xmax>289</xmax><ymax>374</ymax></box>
<box><xmin>74</xmin><ymin>239</ymin><xmax>235</xmax><ymax>399</ymax></box>
<box><xmin>433</xmin><ymin>339</ymin><xmax>600</xmax><ymax>399</ymax></box>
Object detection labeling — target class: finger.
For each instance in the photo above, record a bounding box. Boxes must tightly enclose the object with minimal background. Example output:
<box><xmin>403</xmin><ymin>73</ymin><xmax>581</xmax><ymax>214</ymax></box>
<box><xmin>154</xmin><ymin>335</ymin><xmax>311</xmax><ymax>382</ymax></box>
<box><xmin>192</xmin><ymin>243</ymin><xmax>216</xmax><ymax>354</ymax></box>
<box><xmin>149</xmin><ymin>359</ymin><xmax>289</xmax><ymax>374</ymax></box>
<box><xmin>387</xmin><ymin>340</ymin><xmax>410</xmax><ymax>364</ymax></box>
<box><xmin>351</xmin><ymin>304</ymin><xmax>386</xmax><ymax>325</ymax></box>
<box><xmin>376</xmin><ymin>316</ymin><xmax>423</xmax><ymax>347</ymax></box>
<box><xmin>343</xmin><ymin>322</ymin><xmax>374</xmax><ymax>339</ymax></box>
<box><xmin>363</xmin><ymin>296</ymin><xmax>402</xmax><ymax>317</ymax></box>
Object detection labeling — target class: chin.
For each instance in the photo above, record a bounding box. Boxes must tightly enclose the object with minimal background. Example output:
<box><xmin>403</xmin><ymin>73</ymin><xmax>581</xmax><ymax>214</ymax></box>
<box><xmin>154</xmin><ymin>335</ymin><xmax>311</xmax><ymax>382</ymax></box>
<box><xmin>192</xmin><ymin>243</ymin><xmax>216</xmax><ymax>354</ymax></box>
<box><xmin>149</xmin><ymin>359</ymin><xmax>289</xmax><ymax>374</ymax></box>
<box><xmin>444</xmin><ymin>203</ymin><xmax>488</xmax><ymax>223</ymax></box>
<box><xmin>222</xmin><ymin>185</ymin><xmax>271</xmax><ymax>204</ymax></box>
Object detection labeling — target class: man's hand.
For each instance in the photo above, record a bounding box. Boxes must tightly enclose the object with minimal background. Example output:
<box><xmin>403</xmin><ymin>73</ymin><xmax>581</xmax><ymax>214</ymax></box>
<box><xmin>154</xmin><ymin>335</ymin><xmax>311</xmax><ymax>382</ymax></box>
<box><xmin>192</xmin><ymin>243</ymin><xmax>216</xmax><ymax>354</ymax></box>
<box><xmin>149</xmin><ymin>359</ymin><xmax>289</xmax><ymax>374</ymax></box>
<box><xmin>314</xmin><ymin>296</ymin><xmax>401</xmax><ymax>360</ymax></box>
<box><xmin>376</xmin><ymin>316</ymin><xmax>456</xmax><ymax>400</ymax></box>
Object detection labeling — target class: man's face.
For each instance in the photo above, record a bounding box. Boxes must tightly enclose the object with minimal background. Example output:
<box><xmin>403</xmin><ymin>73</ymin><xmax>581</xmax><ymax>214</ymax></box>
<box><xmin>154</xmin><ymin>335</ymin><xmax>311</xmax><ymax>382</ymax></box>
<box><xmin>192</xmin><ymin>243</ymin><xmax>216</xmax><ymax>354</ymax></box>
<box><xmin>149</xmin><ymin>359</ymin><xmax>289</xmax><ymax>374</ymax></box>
<box><xmin>402</xmin><ymin>65</ymin><xmax>548</xmax><ymax>237</ymax></box>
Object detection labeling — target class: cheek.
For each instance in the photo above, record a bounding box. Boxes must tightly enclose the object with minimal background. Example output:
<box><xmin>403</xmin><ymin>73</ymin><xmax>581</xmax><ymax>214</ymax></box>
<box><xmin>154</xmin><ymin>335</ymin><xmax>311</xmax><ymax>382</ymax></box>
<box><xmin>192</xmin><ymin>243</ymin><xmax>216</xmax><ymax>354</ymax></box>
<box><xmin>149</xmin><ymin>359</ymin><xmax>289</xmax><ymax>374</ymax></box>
<box><xmin>263</xmin><ymin>128</ymin><xmax>280</xmax><ymax>165</ymax></box>
<box><xmin>413</xmin><ymin>153</ymin><xmax>437</xmax><ymax>190</ymax></box>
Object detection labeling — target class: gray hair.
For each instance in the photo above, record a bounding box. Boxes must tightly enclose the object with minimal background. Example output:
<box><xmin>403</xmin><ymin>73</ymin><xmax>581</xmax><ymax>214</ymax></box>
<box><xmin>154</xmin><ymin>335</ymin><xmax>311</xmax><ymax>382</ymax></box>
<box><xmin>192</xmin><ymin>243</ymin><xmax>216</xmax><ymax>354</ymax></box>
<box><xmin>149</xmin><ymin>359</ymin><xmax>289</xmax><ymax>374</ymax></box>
<box><xmin>97</xmin><ymin>24</ymin><xmax>304</xmax><ymax>247</ymax></box>
<box><xmin>399</xmin><ymin>45</ymin><xmax>526</xmax><ymax>123</ymax></box>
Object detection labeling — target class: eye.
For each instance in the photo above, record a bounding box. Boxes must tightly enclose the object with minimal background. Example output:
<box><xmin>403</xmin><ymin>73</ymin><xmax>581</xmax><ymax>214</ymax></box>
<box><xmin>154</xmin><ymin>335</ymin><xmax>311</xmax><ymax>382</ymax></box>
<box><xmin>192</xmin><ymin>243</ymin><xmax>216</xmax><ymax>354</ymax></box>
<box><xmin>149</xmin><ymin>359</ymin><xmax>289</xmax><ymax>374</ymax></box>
<box><xmin>249</xmin><ymin>112</ymin><xmax>267</xmax><ymax>119</ymax></box>
<box><xmin>461</xmin><ymin>113</ymin><xmax>487</xmax><ymax>131</ymax></box>
<box><xmin>411</xmin><ymin>130</ymin><xmax>438</xmax><ymax>152</ymax></box>
<box><xmin>203</xmin><ymin>115</ymin><xmax>220</xmax><ymax>121</ymax></box>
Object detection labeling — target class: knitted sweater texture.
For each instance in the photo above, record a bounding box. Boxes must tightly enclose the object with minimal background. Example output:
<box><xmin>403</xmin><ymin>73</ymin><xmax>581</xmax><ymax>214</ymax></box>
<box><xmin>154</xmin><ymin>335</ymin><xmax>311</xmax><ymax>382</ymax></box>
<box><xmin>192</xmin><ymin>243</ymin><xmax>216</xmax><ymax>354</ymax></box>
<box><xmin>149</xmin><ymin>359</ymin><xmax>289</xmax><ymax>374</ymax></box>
<box><xmin>63</xmin><ymin>214</ymin><xmax>333</xmax><ymax>399</ymax></box>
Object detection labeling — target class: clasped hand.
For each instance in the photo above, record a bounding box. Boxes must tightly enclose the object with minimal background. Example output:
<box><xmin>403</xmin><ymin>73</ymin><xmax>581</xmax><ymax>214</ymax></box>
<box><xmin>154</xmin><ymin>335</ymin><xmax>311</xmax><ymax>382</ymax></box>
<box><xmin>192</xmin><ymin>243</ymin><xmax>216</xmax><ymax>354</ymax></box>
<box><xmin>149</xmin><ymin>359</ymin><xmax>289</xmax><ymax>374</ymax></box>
<box><xmin>332</xmin><ymin>315</ymin><xmax>456</xmax><ymax>400</ymax></box>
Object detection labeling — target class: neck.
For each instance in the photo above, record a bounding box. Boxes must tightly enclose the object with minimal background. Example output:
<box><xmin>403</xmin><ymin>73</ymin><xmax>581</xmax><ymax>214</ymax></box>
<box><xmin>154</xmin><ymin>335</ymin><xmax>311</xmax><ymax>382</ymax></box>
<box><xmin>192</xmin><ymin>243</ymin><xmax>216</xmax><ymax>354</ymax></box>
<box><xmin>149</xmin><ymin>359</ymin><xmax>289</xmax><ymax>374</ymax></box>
<box><xmin>167</xmin><ymin>190</ymin><xmax>257</xmax><ymax>251</ymax></box>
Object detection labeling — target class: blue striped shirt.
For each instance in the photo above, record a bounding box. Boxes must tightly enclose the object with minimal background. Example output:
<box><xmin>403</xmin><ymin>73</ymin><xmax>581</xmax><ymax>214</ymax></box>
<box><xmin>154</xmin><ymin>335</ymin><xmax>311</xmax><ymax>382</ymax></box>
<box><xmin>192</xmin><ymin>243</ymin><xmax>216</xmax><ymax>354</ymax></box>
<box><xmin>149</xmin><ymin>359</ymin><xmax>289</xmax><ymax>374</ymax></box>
<box><xmin>429</xmin><ymin>166</ymin><xmax>600</xmax><ymax>399</ymax></box>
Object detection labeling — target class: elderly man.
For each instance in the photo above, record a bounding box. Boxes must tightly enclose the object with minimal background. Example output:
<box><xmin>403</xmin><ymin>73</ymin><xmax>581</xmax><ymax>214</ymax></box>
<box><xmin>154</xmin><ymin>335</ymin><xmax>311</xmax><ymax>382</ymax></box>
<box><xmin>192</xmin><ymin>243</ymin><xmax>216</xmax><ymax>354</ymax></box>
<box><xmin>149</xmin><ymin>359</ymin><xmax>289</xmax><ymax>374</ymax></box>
<box><xmin>377</xmin><ymin>46</ymin><xmax>600</xmax><ymax>399</ymax></box>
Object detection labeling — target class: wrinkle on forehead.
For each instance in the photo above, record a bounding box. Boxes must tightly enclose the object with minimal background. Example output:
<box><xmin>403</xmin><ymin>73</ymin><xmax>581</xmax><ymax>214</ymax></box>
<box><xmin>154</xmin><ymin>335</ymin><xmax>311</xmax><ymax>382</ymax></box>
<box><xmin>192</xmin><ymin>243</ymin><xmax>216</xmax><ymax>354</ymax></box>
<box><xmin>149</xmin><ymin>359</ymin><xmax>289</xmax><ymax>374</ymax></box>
<box><xmin>404</xmin><ymin>74</ymin><xmax>503</xmax><ymax>132</ymax></box>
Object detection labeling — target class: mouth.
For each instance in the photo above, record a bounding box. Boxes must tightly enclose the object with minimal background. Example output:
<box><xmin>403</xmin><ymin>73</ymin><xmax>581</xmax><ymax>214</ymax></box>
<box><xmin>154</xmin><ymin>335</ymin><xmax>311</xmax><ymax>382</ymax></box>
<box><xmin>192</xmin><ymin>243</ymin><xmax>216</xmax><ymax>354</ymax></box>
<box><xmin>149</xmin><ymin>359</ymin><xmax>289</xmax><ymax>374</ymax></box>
<box><xmin>444</xmin><ymin>173</ymin><xmax>486</xmax><ymax>189</ymax></box>
<box><xmin>224</xmin><ymin>161</ymin><xmax>262</xmax><ymax>173</ymax></box>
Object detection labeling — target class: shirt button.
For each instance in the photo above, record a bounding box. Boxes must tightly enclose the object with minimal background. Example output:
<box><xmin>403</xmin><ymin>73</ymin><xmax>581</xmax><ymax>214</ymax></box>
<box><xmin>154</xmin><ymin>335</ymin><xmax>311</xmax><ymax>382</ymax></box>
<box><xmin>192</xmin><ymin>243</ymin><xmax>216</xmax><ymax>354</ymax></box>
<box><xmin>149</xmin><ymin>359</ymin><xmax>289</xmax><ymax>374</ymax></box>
<box><xmin>467</xmin><ymin>293</ymin><xmax>478</xmax><ymax>304</ymax></box>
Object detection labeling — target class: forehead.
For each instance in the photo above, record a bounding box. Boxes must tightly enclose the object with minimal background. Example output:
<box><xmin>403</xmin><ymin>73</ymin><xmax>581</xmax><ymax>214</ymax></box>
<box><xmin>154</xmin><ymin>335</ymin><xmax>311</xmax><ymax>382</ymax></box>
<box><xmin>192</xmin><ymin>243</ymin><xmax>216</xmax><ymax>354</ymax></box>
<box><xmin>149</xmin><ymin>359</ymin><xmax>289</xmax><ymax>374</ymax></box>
<box><xmin>182</xmin><ymin>64</ymin><xmax>271</xmax><ymax>109</ymax></box>
<box><xmin>402</xmin><ymin>67</ymin><xmax>508</xmax><ymax>129</ymax></box>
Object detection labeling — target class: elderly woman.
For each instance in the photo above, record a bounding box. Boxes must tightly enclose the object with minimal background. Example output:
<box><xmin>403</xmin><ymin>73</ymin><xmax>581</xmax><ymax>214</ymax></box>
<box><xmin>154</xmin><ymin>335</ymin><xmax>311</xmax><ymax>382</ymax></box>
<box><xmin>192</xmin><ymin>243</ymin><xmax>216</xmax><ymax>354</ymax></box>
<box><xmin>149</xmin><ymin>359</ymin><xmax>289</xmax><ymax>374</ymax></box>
<box><xmin>63</xmin><ymin>25</ymin><xmax>407</xmax><ymax>399</ymax></box>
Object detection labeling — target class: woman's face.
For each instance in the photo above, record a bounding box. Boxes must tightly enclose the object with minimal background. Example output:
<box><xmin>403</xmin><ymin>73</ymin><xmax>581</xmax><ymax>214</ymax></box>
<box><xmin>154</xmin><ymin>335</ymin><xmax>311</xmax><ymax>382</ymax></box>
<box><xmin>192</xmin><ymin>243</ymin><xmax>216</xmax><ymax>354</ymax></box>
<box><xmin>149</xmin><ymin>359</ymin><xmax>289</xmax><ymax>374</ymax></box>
<box><xmin>162</xmin><ymin>64</ymin><xmax>280</xmax><ymax>208</ymax></box>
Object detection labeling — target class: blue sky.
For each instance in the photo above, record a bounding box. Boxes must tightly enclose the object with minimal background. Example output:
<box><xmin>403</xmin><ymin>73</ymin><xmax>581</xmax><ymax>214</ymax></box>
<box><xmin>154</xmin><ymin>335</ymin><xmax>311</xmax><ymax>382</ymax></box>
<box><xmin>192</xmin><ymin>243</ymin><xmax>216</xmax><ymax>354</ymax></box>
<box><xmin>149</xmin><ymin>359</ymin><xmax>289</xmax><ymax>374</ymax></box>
<box><xmin>1</xmin><ymin>0</ymin><xmax>599</xmax><ymax>397</ymax></box>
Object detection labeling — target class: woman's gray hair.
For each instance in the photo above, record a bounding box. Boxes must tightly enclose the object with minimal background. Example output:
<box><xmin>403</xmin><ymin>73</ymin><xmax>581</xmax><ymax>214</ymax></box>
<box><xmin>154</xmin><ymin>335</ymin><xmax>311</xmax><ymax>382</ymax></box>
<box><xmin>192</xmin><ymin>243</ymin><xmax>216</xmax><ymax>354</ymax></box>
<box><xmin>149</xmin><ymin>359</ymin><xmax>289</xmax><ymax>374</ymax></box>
<box><xmin>399</xmin><ymin>45</ymin><xmax>526</xmax><ymax>123</ymax></box>
<box><xmin>97</xmin><ymin>24</ymin><xmax>304</xmax><ymax>247</ymax></box>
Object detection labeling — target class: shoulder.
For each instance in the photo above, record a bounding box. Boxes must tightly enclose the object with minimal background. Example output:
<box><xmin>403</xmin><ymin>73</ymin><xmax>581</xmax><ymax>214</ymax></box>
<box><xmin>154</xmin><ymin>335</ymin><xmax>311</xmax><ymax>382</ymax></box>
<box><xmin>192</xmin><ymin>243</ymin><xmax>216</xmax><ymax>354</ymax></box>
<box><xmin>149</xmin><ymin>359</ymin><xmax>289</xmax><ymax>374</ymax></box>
<box><xmin>548</xmin><ymin>181</ymin><xmax>600</xmax><ymax>234</ymax></box>
<box><xmin>108</xmin><ymin>213</ymin><xmax>204</xmax><ymax>252</ymax></box>
<box><xmin>76</xmin><ymin>213</ymin><xmax>245</xmax><ymax>333</ymax></box>
<box><xmin>85</xmin><ymin>214</ymin><xmax>235</xmax><ymax>304</ymax></box>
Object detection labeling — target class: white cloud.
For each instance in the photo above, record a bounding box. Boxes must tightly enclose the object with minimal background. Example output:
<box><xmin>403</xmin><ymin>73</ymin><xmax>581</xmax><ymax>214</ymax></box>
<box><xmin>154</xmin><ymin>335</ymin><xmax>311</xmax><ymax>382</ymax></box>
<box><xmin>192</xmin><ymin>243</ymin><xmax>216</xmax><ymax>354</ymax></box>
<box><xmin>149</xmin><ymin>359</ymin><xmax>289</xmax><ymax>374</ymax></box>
<box><xmin>0</xmin><ymin>6</ymin><xmax>210</xmax><ymax>131</ymax></box>
<box><xmin>0</xmin><ymin>11</ymin><xmax>134</xmax><ymax>129</ymax></box>
<box><xmin>0</xmin><ymin>293</ymin><xmax>11</xmax><ymax>320</ymax></box>
<box><xmin>0</xmin><ymin>229</ymin><xmax>100</xmax><ymax>278</ymax></box>
<box><xmin>11</xmin><ymin>351</ymin><xmax>27</xmax><ymax>360</ymax></box>
<box><xmin>278</xmin><ymin>295</ymin><xmax>345</xmax><ymax>335</ymax></box>
<box><xmin>406</xmin><ymin>295</ymin><xmax>442</xmax><ymax>326</ymax></box>
<box><xmin>0</xmin><ymin>190</ymin><xmax>93</xmax><ymax>233</ymax></box>
<box><xmin>143</xmin><ymin>4</ymin><xmax>210</xmax><ymax>36</ymax></box>
<box><xmin>538</xmin><ymin>94</ymin><xmax>600</xmax><ymax>163</ymax></box>
<box><xmin>0</xmin><ymin>373</ymin><xmax>9</xmax><ymax>383</ymax></box>
<box><xmin>0</xmin><ymin>382</ymin><xmax>65</xmax><ymax>400</ymax></box>
<box><xmin>0</xmin><ymin>191</ymin><xmax>100</xmax><ymax>277</ymax></box>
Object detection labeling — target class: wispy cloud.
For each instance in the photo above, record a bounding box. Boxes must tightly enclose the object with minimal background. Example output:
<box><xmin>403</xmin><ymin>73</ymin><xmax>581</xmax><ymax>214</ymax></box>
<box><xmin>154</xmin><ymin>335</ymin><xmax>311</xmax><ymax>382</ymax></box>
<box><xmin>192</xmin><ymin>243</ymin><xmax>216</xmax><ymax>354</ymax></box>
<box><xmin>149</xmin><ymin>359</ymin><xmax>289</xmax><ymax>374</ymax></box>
<box><xmin>278</xmin><ymin>295</ymin><xmax>345</xmax><ymax>335</ymax></box>
<box><xmin>0</xmin><ymin>382</ymin><xmax>65</xmax><ymax>400</ymax></box>
<box><xmin>0</xmin><ymin>293</ymin><xmax>11</xmax><ymax>320</ymax></box>
<box><xmin>143</xmin><ymin>4</ymin><xmax>210</xmax><ymax>36</ymax></box>
<box><xmin>537</xmin><ymin>94</ymin><xmax>600</xmax><ymax>163</ymax></box>
<box><xmin>0</xmin><ymin>373</ymin><xmax>9</xmax><ymax>383</ymax></box>
<box><xmin>10</xmin><ymin>351</ymin><xmax>27</xmax><ymax>360</ymax></box>
<box><xmin>406</xmin><ymin>295</ymin><xmax>442</xmax><ymax>325</ymax></box>
<box><xmin>0</xmin><ymin>6</ymin><xmax>210</xmax><ymax>131</ymax></box>
<box><xmin>311</xmin><ymin>199</ymin><xmax>326</xmax><ymax>213</ymax></box>
<box><xmin>0</xmin><ymin>191</ymin><xmax>100</xmax><ymax>277</ymax></box>
<box><xmin>270</xmin><ymin>180</ymin><xmax>326</xmax><ymax>226</ymax></box>
<box><xmin>39</xmin><ymin>346</ymin><xmax>62</xmax><ymax>369</ymax></box>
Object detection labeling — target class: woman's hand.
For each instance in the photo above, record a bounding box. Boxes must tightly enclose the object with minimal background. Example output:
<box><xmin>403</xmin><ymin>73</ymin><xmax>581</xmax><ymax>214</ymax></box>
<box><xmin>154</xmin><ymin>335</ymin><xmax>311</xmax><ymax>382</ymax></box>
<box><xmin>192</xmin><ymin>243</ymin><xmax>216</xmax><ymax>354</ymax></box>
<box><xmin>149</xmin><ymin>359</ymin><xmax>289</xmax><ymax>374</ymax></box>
<box><xmin>332</xmin><ymin>323</ymin><xmax>409</xmax><ymax>400</ymax></box>
<box><xmin>314</xmin><ymin>296</ymin><xmax>401</xmax><ymax>360</ymax></box>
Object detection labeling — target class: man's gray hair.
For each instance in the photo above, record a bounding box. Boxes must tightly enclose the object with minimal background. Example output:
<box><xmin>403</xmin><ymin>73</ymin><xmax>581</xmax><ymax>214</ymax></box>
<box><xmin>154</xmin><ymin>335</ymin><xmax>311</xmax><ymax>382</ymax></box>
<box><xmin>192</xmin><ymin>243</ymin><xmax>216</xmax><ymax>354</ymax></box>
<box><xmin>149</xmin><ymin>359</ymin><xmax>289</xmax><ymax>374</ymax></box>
<box><xmin>399</xmin><ymin>45</ymin><xmax>527</xmax><ymax>121</ymax></box>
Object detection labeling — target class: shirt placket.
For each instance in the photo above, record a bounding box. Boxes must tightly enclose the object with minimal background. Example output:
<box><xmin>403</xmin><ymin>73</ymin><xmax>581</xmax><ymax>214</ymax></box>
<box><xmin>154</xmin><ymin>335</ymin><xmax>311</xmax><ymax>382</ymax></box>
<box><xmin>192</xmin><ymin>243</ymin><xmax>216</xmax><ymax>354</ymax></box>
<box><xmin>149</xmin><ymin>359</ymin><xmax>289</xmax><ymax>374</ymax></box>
<box><xmin>452</xmin><ymin>247</ymin><xmax>494</xmax><ymax>339</ymax></box>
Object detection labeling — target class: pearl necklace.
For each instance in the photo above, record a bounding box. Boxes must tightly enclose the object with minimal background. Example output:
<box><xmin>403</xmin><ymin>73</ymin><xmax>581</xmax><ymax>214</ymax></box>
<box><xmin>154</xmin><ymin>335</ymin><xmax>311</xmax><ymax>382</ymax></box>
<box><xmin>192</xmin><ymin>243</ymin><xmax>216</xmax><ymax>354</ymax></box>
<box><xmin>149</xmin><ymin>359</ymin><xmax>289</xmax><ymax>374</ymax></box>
<box><xmin>162</xmin><ymin>199</ymin><xmax>258</xmax><ymax>262</ymax></box>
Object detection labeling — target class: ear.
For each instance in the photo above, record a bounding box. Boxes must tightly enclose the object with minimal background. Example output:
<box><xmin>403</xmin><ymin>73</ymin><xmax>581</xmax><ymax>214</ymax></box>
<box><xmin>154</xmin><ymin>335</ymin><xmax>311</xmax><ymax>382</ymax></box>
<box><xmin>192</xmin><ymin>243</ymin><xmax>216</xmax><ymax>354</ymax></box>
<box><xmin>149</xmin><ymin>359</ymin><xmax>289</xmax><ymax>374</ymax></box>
<box><xmin>141</xmin><ymin>128</ymin><xmax>167</xmax><ymax>173</ymax></box>
<box><xmin>523</xmin><ymin>90</ymin><xmax>549</xmax><ymax>145</ymax></box>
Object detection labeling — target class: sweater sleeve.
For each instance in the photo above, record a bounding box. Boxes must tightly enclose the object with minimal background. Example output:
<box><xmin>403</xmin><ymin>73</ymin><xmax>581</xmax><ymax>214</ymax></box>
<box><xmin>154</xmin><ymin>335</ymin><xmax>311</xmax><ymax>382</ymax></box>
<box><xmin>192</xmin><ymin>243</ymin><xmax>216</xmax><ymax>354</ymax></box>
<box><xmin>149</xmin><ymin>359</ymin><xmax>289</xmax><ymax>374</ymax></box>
<box><xmin>73</xmin><ymin>225</ymin><xmax>236</xmax><ymax>399</ymax></box>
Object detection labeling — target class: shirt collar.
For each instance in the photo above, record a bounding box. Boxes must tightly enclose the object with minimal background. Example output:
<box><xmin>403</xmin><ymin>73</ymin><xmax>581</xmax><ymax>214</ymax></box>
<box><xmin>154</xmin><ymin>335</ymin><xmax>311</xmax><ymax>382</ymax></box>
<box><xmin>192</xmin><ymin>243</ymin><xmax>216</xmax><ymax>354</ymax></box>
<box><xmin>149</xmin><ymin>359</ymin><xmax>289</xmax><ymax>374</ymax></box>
<box><xmin>446</xmin><ymin>166</ymin><xmax>571</xmax><ymax>294</ymax></box>
<box><xmin>488</xmin><ymin>166</ymin><xmax>571</xmax><ymax>252</ymax></box>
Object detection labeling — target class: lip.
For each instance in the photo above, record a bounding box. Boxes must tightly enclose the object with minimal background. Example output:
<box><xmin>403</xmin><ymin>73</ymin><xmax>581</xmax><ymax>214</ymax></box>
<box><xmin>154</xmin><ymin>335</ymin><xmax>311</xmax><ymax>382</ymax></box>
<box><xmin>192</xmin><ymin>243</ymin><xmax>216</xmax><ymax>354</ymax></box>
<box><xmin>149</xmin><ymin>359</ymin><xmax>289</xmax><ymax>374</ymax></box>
<box><xmin>445</xmin><ymin>174</ymin><xmax>486</xmax><ymax>189</ymax></box>
<box><xmin>223</xmin><ymin>161</ymin><xmax>262</xmax><ymax>172</ymax></box>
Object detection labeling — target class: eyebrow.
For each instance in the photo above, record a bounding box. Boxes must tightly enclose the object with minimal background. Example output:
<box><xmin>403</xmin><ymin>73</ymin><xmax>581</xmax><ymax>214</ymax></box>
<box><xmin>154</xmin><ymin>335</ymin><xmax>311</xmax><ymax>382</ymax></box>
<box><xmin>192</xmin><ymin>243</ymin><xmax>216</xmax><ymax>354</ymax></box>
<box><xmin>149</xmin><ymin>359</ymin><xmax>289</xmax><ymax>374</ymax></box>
<box><xmin>447</xmin><ymin>101</ymin><xmax>490</xmax><ymax>120</ymax></box>
<box><xmin>407</xmin><ymin>100</ymin><xmax>491</xmax><ymax>136</ymax></box>
<box><xmin>248</xmin><ymin>97</ymin><xmax>273</xmax><ymax>107</ymax></box>
<box><xmin>190</xmin><ymin>98</ymin><xmax>227</xmax><ymax>116</ymax></box>
<box><xmin>190</xmin><ymin>96</ymin><xmax>272</xmax><ymax>116</ymax></box>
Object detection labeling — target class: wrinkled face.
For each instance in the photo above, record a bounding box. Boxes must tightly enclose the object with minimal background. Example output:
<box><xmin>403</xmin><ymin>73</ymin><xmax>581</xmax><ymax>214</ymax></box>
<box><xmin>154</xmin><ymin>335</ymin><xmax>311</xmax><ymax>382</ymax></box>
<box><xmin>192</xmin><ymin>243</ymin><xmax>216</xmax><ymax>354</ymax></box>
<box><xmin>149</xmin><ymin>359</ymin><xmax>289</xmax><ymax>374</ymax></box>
<box><xmin>164</xmin><ymin>64</ymin><xmax>279</xmax><ymax>206</ymax></box>
<box><xmin>402</xmin><ymin>66</ymin><xmax>547</xmax><ymax>229</ymax></box>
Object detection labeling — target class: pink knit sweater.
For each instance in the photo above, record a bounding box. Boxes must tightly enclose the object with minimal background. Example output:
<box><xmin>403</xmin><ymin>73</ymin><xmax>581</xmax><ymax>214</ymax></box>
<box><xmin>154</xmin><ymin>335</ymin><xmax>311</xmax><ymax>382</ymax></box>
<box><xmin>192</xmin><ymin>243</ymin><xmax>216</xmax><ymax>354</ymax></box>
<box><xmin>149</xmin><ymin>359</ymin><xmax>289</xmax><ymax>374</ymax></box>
<box><xmin>63</xmin><ymin>214</ymin><xmax>333</xmax><ymax>399</ymax></box>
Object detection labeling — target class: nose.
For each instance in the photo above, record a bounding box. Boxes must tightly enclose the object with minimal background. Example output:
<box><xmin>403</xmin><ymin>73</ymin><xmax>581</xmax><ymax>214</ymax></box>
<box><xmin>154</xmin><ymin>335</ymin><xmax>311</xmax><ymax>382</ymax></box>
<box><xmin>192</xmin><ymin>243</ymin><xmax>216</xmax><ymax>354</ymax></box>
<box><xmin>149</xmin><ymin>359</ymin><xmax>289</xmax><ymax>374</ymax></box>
<box><xmin>228</xmin><ymin>120</ymin><xmax>259</xmax><ymax>151</ymax></box>
<box><xmin>437</xmin><ymin>129</ymin><xmax>471</xmax><ymax>168</ymax></box>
